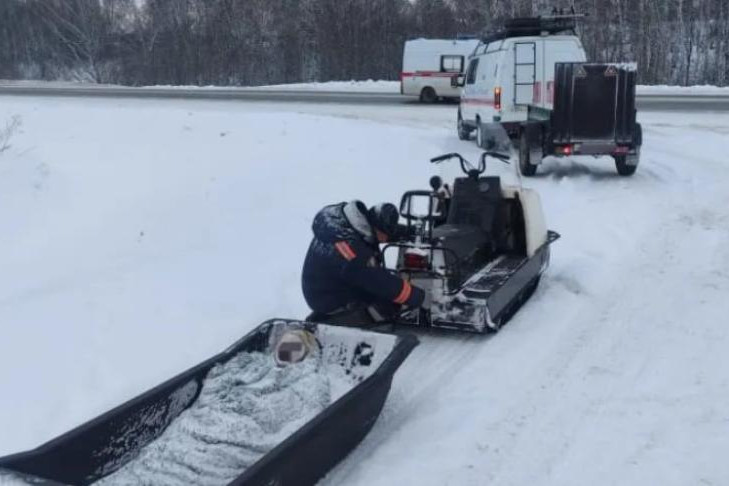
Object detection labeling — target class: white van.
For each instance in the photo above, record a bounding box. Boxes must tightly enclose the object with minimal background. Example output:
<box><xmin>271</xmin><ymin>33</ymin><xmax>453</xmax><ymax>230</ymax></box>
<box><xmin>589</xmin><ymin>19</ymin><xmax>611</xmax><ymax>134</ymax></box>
<box><xmin>401</xmin><ymin>38</ymin><xmax>480</xmax><ymax>103</ymax></box>
<box><xmin>456</xmin><ymin>16</ymin><xmax>642</xmax><ymax>177</ymax></box>
<box><xmin>457</xmin><ymin>17</ymin><xmax>586</xmax><ymax>142</ymax></box>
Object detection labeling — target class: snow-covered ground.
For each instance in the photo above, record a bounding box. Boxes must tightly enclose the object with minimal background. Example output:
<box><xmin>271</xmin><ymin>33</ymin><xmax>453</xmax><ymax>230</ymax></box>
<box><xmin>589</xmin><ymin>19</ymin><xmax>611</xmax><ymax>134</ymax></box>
<box><xmin>1</xmin><ymin>96</ymin><xmax>728</xmax><ymax>485</ymax></box>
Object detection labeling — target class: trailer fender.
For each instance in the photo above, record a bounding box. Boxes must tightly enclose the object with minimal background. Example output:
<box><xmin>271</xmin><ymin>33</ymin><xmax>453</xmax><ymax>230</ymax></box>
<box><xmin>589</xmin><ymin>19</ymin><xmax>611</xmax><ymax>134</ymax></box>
<box><xmin>523</xmin><ymin>122</ymin><xmax>544</xmax><ymax>165</ymax></box>
<box><xmin>632</xmin><ymin>122</ymin><xmax>643</xmax><ymax>149</ymax></box>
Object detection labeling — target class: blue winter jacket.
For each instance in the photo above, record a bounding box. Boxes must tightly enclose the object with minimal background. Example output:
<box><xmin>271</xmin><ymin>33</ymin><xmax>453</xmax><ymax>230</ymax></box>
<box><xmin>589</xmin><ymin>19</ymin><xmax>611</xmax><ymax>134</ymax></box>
<box><xmin>302</xmin><ymin>203</ymin><xmax>425</xmax><ymax>314</ymax></box>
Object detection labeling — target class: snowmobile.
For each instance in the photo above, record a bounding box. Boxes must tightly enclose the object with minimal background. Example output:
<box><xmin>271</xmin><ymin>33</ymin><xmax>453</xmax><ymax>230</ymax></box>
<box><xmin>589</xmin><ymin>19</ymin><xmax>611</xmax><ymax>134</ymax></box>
<box><xmin>384</xmin><ymin>151</ymin><xmax>560</xmax><ymax>333</ymax></box>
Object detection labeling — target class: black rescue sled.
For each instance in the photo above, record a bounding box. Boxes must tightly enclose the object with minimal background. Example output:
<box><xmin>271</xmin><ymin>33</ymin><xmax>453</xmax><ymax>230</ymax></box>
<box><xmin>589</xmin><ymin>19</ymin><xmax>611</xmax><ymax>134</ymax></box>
<box><xmin>385</xmin><ymin>152</ymin><xmax>559</xmax><ymax>333</ymax></box>
<box><xmin>0</xmin><ymin>320</ymin><xmax>417</xmax><ymax>486</ymax></box>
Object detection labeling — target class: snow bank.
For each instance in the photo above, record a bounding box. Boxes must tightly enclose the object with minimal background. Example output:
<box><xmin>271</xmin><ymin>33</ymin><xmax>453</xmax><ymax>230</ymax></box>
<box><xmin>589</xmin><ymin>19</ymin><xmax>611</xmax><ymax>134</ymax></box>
<box><xmin>252</xmin><ymin>80</ymin><xmax>400</xmax><ymax>93</ymax></box>
<box><xmin>139</xmin><ymin>80</ymin><xmax>401</xmax><ymax>93</ymax></box>
<box><xmin>637</xmin><ymin>84</ymin><xmax>729</xmax><ymax>96</ymax></box>
<box><xmin>0</xmin><ymin>79</ymin><xmax>120</xmax><ymax>89</ymax></box>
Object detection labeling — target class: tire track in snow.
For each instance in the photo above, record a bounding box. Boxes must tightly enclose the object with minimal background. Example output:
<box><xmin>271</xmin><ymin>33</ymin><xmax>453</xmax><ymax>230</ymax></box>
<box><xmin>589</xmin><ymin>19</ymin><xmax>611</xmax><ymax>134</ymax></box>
<box><xmin>458</xmin><ymin>131</ymin><xmax>729</xmax><ymax>486</ymax></box>
<box><xmin>485</xmin><ymin>195</ymin><xmax>729</xmax><ymax>486</ymax></box>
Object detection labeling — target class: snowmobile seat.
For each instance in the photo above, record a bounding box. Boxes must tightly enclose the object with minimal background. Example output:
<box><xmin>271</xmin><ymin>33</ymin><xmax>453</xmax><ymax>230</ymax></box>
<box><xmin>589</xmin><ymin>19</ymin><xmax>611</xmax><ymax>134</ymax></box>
<box><xmin>446</xmin><ymin>176</ymin><xmax>502</xmax><ymax>234</ymax></box>
<box><xmin>431</xmin><ymin>176</ymin><xmax>503</xmax><ymax>287</ymax></box>
<box><xmin>433</xmin><ymin>176</ymin><xmax>502</xmax><ymax>255</ymax></box>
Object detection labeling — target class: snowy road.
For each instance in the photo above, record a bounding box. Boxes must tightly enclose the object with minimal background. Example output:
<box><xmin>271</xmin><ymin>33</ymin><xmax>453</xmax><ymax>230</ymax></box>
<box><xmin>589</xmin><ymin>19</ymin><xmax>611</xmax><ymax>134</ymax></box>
<box><xmin>2</xmin><ymin>81</ymin><xmax>729</xmax><ymax>111</ymax></box>
<box><xmin>1</xmin><ymin>96</ymin><xmax>728</xmax><ymax>485</ymax></box>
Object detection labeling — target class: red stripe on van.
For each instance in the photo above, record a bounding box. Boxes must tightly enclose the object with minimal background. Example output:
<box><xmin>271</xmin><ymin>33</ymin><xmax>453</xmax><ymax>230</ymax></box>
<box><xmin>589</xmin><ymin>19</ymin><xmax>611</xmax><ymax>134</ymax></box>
<box><xmin>547</xmin><ymin>81</ymin><xmax>555</xmax><ymax>104</ymax></box>
<box><xmin>461</xmin><ymin>98</ymin><xmax>495</xmax><ymax>106</ymax></box>
<box><xmin>401</xmin><ymin>71</ymin><xmax>459</xmax><ymax>78</ymax></box>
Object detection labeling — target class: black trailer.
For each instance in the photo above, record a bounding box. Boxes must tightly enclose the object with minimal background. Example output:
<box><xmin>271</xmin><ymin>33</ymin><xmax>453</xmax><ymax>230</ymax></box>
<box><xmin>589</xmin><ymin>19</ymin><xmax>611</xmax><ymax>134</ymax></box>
<box><xmin>518</xmin><ymin>62</ymin><xmax>642</xmax><ymax>176</ymax></box>
<box><xmin>0</xmin><ymin>320</ymin><xmax>417</xmax><ymax>486</ymax></box>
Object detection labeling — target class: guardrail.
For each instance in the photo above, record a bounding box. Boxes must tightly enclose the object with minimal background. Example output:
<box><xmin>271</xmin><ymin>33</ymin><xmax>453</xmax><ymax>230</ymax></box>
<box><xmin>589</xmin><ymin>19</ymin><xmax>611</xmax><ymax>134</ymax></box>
<box><xmin>0</xmin><ymin>84</ymin><xmax>408</xmax><ymax>105</ymax></box>
<box><xmin>2</xmin><ymin>83</ymin><xmax>729</xmax><ymax>111</ymax></box>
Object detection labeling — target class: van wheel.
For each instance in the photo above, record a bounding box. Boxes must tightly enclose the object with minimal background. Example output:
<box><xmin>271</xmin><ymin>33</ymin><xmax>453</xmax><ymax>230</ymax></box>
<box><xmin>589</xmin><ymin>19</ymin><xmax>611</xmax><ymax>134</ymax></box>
<box><xmin>519</xmin><ymin>132</ymin><xmax>537</xmax><ymax>176</ymax></box>
<box><xmin>420</xmin><ymin>87</ymin><xmax>438</xmax><ymax>103</ymax></box>
<box><xmin>457</xmin><ymin>112</ymin><xmax>471</xmax><ymax>140</ymax></box>
<box><xmin>614</xmin><ymin>153</ymin><xmax>639</xmax><ymax>176</ymax></box>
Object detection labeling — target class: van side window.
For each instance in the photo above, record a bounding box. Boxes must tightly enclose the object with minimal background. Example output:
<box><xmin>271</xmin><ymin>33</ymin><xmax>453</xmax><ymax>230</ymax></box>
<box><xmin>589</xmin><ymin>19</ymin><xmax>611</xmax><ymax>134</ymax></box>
<box><xmin>440</xmin><ymin>55</ymin><xmax>464</xmax><ymax>73</ymax></box>
<box><xmin>466</xmin><ymin>58</ymin><xmax>479</xmax><ymax>85</ymax></box>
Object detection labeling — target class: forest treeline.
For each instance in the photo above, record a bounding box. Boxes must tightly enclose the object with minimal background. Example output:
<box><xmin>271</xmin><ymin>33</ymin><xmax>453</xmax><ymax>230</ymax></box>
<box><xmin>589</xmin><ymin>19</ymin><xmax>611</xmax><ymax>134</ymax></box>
<box><xmin>1</xmin><ymin>0</ymin><xmax>727</xmax><ymax>87</ymax></box>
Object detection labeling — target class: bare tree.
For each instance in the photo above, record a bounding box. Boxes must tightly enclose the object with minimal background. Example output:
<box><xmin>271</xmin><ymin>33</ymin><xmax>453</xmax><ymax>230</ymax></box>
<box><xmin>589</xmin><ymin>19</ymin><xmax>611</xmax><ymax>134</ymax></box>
<box><xmin>0</xmin><ymin>0</ymin><xmax>727</xmax><ymax>87</ymax></box>
<box><xmin>32</xmin><ymin>0</ymin><xmax>110</xmax><ymax>82</ymax></box>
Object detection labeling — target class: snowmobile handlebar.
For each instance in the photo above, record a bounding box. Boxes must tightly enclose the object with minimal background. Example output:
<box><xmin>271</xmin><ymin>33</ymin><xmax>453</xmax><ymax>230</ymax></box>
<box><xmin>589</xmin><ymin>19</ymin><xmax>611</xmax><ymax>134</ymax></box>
<box><xmin>483</xmin><ymin>151</ymin><xmax>510</xmax><ymax>164</ymax></box>
<box><xmin>430</xmin><ymin>152</ymin><xmax>509</xmax><ymax>179</ymax></box>
<box><xmin>430</xmin><ymin>153</ymin><xmax>483</xmax><ymax>177</ymax></box>
<box><xmin>429</xmin><ymin>153</ymin><xmax>460</xmax><ymax>164</ymax></box>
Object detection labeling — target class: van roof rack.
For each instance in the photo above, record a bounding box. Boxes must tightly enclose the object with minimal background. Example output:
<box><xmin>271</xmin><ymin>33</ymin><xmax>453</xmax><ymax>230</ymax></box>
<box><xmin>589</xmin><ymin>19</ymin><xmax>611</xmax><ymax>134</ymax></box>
<box><xmin>481</xmin><ymin>14</ymin><xmax>584</xmax><ymax>44</ymax></box>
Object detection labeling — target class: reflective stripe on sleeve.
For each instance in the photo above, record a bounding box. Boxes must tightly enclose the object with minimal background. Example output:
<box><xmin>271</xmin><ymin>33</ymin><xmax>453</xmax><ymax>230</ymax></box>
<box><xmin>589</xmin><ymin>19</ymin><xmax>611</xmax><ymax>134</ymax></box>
<box><xmin>394</xmin><ymin>280</ymin><xmax>413</xmax><ymax>305</ymax></box>
<box><xmin>334</xmin><ymin>241</ymin><xmax>356</xmax><ymax>261</ymax></box>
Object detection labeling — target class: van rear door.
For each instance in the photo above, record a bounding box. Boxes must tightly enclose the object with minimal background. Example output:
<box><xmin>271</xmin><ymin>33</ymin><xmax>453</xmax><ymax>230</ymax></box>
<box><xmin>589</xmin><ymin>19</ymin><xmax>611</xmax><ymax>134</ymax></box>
<box><xmin>513</xmin><ymin>41</ymin><xmax>537</xmax><ymax>106</ymax></box>
<box><xmin>542</xmin><ymin>37</ymin><xmax>587</xmax><ymax>109</ymax></box>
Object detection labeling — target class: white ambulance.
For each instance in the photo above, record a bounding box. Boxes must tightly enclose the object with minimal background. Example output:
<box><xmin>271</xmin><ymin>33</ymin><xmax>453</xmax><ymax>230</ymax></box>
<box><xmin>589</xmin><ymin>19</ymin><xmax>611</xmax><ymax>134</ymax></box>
<box><xmin>401</xmin><ymin>38</ymin><xmax>480</xmax><ymax>103</ymax></box>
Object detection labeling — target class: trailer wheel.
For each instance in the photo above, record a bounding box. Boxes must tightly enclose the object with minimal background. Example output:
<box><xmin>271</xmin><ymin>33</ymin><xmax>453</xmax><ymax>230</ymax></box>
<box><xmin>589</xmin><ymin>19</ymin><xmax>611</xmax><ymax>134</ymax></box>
<box><xmin>615</xmin><ymin>123</ymin><xmax>642</xmax><ymax>176</ymax></box>
<box><xmin>420</xmin><ymin>87</ymin><xmax>438</xmax><ymax>103</ymax></box>
<box><xmin>519</xmin><ymin>132</ymin><xmax>537</xmax><ymax>176</ymax></box>
<box><xmin>614</xmin><ymin>154</ymin><xmax>638</xmax><ymax>176</ymax></box>
<box><xmin>457</xmin><ymin>111</ymin><xmax>471</xmax><ymax>140</ymax></box>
